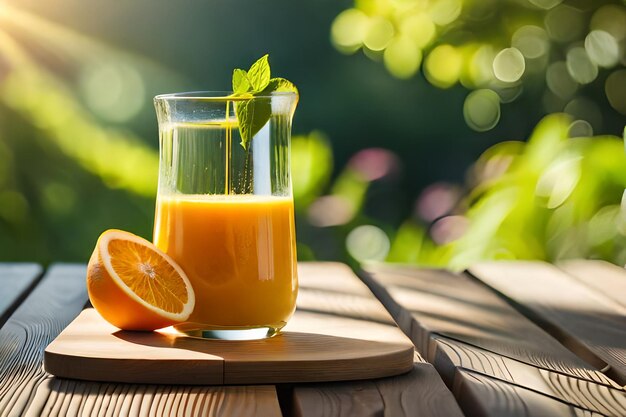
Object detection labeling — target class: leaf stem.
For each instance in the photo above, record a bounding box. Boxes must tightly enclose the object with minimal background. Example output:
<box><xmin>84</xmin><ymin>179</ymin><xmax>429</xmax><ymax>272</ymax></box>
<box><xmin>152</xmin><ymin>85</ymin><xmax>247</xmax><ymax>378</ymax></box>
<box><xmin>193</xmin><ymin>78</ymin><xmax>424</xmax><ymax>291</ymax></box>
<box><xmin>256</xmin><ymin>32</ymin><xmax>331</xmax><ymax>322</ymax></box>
<box><xmin>225</xmin><ymin>99</ymin><xmax>232</xmax><ymax>195</ymax></box>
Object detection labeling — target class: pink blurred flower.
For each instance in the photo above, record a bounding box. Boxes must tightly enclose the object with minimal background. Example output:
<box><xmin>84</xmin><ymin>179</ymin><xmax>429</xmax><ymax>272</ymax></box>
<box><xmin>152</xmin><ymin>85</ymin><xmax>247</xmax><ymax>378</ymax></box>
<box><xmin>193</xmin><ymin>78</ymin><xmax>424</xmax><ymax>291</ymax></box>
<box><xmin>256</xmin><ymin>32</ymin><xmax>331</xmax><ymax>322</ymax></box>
<box><xmin>416</xmin><ymin>182</ymin><xmax>461</xmax><ymax>222</ymax></box>
<box><xmin>348</xmin><ymin>148</ymin><xmax>401</xmax><ymax>181</ymax></box>
<box><xmin>430</xmin><ymin>215</ymin><xmax>469</xmax><ymax>244</ymax></box>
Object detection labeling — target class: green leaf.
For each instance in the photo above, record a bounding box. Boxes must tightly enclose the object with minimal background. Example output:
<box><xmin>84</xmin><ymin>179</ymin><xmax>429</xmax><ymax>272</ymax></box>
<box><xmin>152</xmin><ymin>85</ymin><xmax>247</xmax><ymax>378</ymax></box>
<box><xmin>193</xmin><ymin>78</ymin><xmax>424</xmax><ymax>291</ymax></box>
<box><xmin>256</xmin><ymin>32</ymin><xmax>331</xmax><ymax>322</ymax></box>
<box><xmin>246</xmin><ymin>54</ymin><xmax>271</xmax><ymax>92</ymax></box>
<box><xmin>229</xmin><ymin>54</ymin><xmax>298</xmax><ymax>150</ymax></box>
<box><xmin>235</xmin><ymin>98</ymin><xmax>271</xmax><ymax>150</ymax></box>
<box><xmin>232</xmin><ymin>69</ymin><xmax>250</xmax><ymax>94</ymax></box>
<box><xmin>265</xmin><ymin>77</ymin><xmax>298</xmax><ymax>94</ymax></box>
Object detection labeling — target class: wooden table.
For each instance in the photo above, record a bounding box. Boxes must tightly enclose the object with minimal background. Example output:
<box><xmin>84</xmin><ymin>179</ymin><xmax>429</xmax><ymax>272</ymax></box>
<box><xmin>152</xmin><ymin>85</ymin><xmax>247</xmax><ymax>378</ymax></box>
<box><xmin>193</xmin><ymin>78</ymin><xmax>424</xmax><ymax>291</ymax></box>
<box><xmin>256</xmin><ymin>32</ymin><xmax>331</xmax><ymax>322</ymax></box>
<box><xmin>1</xmin><ymin>261</ymin><xmax>625</xmax><ymax>416</ymax></box>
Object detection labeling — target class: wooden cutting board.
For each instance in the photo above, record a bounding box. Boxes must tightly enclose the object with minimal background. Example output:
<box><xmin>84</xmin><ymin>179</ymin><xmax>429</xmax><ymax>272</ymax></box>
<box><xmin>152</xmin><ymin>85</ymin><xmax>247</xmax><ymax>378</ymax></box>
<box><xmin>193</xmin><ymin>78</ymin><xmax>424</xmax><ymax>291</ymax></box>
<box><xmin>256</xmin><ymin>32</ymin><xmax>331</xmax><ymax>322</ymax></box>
<box><xmin>44</xmin><ymin>263</ymin><xmax>415</xmax><ymax>385</ymax></box>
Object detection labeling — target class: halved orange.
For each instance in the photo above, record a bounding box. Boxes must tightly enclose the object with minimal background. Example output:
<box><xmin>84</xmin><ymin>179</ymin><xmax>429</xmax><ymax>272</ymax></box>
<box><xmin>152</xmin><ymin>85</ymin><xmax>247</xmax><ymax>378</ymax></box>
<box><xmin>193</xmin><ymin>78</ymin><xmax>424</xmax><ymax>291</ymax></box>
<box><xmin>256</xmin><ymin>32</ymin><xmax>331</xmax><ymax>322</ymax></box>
<box><xmin>86</xmin><ymin>229</ymin><xmax>195</xmax><ymax>331</ymax></box>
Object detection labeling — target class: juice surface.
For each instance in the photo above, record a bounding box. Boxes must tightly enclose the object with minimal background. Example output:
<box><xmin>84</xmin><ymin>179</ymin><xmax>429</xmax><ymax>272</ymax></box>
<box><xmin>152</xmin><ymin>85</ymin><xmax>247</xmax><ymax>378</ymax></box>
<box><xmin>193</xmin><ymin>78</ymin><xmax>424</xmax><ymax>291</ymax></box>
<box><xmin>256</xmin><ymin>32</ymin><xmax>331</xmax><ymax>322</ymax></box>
<box><xmin>153</xmin><ymin>194</ymin><xmax>298</xmax><ymax>328</ymax></box>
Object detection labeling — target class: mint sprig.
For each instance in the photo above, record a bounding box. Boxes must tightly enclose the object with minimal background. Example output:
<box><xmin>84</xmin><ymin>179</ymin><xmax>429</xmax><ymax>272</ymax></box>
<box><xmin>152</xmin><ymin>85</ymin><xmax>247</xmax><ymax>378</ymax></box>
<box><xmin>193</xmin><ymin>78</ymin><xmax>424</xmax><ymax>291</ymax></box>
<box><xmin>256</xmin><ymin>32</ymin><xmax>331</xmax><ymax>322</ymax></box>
<box><xmin>230</xmin><ymin>55</ymin><xmax>298</xmax><ymax>150</ymax></box>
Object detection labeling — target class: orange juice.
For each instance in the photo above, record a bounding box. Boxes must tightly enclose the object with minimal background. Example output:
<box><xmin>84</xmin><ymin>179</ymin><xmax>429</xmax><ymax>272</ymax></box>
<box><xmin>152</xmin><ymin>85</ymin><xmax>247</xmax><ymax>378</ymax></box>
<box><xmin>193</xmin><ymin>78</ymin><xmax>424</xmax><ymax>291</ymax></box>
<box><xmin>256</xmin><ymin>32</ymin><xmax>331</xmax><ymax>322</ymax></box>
<box><xmin>153</xmin><ymin>194</ymin><xmax>298</xmax><ymax>332</ymax></box>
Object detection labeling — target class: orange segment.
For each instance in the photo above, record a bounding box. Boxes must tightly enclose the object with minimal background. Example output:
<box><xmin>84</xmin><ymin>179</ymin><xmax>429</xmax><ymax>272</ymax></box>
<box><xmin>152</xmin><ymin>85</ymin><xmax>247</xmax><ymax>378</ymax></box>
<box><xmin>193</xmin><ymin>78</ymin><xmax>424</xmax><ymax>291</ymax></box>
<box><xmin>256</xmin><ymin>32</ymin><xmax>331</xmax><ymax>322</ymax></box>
<box><xmin>108</xmin><ymin>239</ymin><xmax>188</xmax><ymax>314</ymax></box>
<box><xmin>87</xmin><ymin>229</ymin><xmax>195</xmax><ymax>331</ymax></box>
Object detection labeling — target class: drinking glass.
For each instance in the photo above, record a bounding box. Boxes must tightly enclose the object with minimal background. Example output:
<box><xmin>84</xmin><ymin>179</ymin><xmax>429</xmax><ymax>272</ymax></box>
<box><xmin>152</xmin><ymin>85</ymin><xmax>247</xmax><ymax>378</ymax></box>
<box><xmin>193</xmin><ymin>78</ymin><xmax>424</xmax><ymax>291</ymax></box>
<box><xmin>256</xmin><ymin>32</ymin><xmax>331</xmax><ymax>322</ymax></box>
<box><xmin>153</xmin><ymin>91</ymin><xmax>298</xmax><ymax>340</ymax></box>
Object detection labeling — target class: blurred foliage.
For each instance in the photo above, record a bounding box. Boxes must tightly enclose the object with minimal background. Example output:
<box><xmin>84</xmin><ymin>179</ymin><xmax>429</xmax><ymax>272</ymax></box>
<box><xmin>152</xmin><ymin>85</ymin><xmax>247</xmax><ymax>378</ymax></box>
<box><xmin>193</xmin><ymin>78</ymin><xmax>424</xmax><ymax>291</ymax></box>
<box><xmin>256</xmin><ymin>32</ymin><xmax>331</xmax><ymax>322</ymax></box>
<box><xmin>0</xmin><ymin>1</ymin><xmax>624</xmax><ymax>271</ymax></box>
<box><xmin>331</xmin><ymin>0</ymin><xmax>626</xmax><ymax>133</ymax></box>
<box><xmin>291</xmin><ymin>131</ymin><xmax>333</xmax><ymax>211</ymax></box>
<box><xmin>304</xmin><ymin>114</ymin><xmax>626</xmax><ymax>270</ymax></box>
<box><xmin>0</xmin><ymin>4</ymin><xmax>172</xmax><ymax>262</ymax></box>
<box><xmin>440</xmin><ymin>114</ymin><xmax>626</xmax><ymax>269</ymax></box>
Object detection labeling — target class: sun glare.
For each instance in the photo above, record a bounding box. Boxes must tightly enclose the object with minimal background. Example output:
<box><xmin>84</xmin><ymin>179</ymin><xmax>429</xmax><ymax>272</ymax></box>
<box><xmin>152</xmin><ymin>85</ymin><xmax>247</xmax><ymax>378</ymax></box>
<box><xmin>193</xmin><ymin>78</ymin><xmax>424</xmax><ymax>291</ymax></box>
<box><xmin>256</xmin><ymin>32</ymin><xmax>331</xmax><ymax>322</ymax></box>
<box><xmin>0</xmin><ymin>3</ymin><xmax>162</xmax><ymax>197</ymax></box>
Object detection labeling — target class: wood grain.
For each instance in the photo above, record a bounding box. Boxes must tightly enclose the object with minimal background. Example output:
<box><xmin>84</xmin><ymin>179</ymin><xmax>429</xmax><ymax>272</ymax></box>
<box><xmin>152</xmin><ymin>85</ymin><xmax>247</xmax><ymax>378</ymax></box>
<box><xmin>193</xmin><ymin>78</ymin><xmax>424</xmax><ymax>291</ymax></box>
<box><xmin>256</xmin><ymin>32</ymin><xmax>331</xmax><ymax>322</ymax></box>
<box><xmin>362</xmin><ymin>264</ymin><xmax>626</xmax><ymax>416</ymax></box>
<box><xmin>0</xmin><ymin>265</ymin><xmax>87</xmax><ymax>416</ymax></box>
<box><xmin>456</xmin><ymin>369</ymin><xmax>605</xmax><ymax>417</ymax></box>
<box><xmin>432</xmin><ymin>335</ymin><xmax>626</xmax><ymax>416</ymax></box>
<box><xmin>292</xmin><ymin>346</ymin><xmax>465</xmax><ymax>417</ymax></box>
<box><xmin>558</xmin><ymin>260</ymin><xmax>626</xmax><ymax>309</ymax></box>
<box><xmin>0</xmin><ymin>263</ymin><xmax>41</xmax><ymax>326</ymax></box>
<box><xmin>362</xmin><ymin>265</ymin><xmax>606</xmax><ymax>378</ymax></box>
<box><xmin>291</xmin><ymin>264</ymin><xmax>465</xmax><ymax>417</ymax></box>
<box><xmin>0</xmin><ymin>264</ymin><xmax>282</xmax><ymax>417</ymax></box>
<box><xmin>22</xmin><ymin>379</ymin><xmax>281</xmax><ymax>417</ymax></box>
<box><xmin>44</xmin><ymin>262</ymin><xmax>414</xmax><ymax>385</ymax></box>
<box><xmin>468</xmin><ymin>261</ymin><xmax>626</xmax><ymax>384</ymax></box>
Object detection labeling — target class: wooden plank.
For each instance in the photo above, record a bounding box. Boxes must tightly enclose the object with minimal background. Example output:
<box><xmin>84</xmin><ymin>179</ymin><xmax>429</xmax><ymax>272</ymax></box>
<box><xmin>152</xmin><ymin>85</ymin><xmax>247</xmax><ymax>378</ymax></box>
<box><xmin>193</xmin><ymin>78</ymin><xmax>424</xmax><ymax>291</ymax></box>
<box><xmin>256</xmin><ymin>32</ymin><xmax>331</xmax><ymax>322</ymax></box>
<box><xmin>558</xmin><ymin>260</ymin><xmax>626</xmax><ymax>309</ymax></box>
<box><xmin>362</xmin><ymin>265</ymin><xmax>609</xmax><ymax>378</ymax></box>
<box><xmin>362</xmin><ymin>264</ymin><xmax>626</xmax><ymax>417</ymax></box>
<box><xmin>293</xmin><ymin>380</ymin><xmax>383</xmax><ymax>417</ymax></box>
<box><xmin>0</xmin><ymin>264</ymin><xmax>282</xmax><ymax>417</ymax></box>
<box><xmin>0</xmin><ymin>263</ymin><xmax>42</xmax><ymax>326</ymax></box>
<box><xmin>469</xmin><ymin>261</ymin><xmax>626</xmax><ymax>384</ymax></box>
<box><xmin>0</xmin><ymin>264</ymin><xmax>87</xmax><ymax>417</ymax></box>
<box><xmin>22</xmin><ymin>380</ymin><xmax>281</xmax><ymax>417</ymax></box>
<box><xmin>432</xmin><ymin>335</ymin><xmax>626</xmax><ymax>416</ymax></box>
<box><xmin>456</xmin><ymin>369</ymin><xmax>605</xmax><ymax>417</ymax></box>
<box><xmin>293</xmin><ymin>350</ymin><xmax>465</xmax><ymax>417</ymax></box>
<box><xmin>290</xmin><ymin>264</ymin><xmax>464</xmax><ymax>417</ymax></box>
<box><xmin>44</xmin><ymin>262</ymin><xmax>415</xmax><ymax>385</ymax></box>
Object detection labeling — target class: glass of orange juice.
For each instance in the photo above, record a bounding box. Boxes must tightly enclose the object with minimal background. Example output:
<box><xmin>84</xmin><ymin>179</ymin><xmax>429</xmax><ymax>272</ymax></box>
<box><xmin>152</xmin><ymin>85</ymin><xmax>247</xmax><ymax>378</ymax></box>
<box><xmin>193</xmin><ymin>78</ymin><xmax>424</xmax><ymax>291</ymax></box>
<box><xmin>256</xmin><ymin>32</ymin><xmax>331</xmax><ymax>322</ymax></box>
<box><xmin>153</xmin><ymin>91</ymin><xmax>298</xmax><ymax>340</ymax></box>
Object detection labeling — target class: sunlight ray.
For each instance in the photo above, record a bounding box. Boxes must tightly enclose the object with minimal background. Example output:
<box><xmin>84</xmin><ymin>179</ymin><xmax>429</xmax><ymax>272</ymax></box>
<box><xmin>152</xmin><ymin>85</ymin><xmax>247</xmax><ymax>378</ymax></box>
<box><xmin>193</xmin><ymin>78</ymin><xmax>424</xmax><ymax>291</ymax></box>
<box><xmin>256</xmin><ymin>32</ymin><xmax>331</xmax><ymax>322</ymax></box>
<box><xmin>0</xmin><ymin>28</ymin><xmax>158</xmax><ymax>196</ymax></box>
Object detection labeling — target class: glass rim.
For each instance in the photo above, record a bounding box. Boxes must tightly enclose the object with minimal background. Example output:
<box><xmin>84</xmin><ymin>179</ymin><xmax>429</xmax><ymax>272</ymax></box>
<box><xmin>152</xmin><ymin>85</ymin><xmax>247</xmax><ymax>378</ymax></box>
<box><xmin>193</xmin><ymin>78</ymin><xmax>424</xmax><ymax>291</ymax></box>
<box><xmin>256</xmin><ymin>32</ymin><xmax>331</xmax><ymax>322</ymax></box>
<box><xmin>154</xmin><ymin>90</ymin><xmax>298</xmax><ymax>102</ymax></box>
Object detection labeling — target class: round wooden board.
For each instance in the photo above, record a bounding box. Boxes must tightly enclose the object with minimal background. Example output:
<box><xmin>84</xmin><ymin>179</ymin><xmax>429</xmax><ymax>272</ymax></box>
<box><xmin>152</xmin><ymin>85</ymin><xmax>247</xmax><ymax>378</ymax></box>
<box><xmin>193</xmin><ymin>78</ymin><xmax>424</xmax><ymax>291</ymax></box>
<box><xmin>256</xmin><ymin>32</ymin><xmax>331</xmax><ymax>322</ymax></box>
<box><xmin>44</xmin><ymin>263</ymin><xmax>415</xmax><ymax>385</ymax></box>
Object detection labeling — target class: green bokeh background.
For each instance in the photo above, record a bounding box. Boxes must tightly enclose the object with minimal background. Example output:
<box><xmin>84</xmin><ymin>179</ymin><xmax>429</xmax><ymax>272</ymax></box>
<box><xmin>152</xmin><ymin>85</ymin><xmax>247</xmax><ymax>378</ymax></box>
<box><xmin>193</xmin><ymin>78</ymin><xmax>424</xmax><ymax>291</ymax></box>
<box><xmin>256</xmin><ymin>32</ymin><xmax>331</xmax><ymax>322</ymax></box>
<box><xmin>1</xmin><ymin>0</ymin><xmax>625</xmax><ymax>267</ymax></box>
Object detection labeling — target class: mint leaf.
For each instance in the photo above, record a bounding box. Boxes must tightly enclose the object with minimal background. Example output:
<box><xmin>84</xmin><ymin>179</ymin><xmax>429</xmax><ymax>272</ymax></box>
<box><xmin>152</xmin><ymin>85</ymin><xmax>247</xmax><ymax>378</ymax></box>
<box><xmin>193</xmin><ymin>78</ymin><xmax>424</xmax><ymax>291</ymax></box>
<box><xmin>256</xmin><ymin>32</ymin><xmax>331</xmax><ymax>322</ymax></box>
<box><xmin>230</xmin><ymin>55</ymin><xmax>297</xmax><ymax>150</ymax></box>
<box><xmin>232</xmin><ymin>69</ymin><xmax>250</xmax><ymax>94</ymax></box>
<box><xmin>235</xmin><ymin>99</ymin><xmax>271</xmax><ymax>150</ymax></box>
<box><xmin>246</xmin><ymin>54</ymin><xmax>271</xmax><ymax>92</ymax></box>
<box><xmin>265</xmin><ymin>77</ymin><xmax>298</xmax><ymax>94</ymax></box>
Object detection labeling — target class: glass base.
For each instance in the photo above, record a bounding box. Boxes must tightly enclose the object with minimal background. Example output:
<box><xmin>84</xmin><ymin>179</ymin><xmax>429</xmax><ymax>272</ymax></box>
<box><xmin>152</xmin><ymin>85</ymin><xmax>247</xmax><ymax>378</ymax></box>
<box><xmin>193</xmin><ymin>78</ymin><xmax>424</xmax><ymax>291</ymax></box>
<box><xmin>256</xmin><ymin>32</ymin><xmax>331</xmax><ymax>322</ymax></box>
<box><xmin>174</xmin><ymin>322</ymin><xmax>286</xmax><ymax>340</ymax></box>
